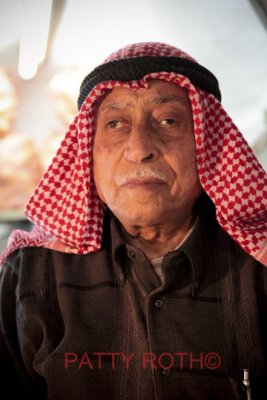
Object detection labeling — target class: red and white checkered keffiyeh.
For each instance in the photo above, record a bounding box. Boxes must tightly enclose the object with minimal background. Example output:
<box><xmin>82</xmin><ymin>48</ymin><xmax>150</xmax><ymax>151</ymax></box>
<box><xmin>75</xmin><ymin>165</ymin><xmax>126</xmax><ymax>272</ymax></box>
<box><xmin>1</xmin><ymin>42</ymin><xmax>266</xmax><ymax>267</ymax></box>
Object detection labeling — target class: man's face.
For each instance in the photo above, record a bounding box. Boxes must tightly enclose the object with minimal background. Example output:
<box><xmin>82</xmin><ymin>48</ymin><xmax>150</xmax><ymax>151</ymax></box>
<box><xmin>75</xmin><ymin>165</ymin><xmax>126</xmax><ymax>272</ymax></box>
<box><xmin>93</xmin><ymin>80</ymin><xmax>202</xmax><ymax>227</ymax></box>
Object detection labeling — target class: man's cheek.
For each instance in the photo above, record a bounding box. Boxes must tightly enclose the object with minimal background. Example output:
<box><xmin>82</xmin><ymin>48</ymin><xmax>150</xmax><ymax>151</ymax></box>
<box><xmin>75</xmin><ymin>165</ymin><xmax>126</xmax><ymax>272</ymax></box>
<box><xmin>95</xmin><ymin>174</ymin><xmax>117</xmax><ymax>205</ymax></box>
<box><xmin>94</xmin><ymin>138</ymin><xmax>121</xmax><ymax>152</ymax></box>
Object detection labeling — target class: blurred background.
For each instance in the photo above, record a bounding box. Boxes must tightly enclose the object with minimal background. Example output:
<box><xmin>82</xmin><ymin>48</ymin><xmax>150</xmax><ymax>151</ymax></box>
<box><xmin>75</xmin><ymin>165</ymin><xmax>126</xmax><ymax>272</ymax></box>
<box><xmin>0</xmin><ymin>0</ymin><xmax>266</xmax><ymax>250</ymax></box>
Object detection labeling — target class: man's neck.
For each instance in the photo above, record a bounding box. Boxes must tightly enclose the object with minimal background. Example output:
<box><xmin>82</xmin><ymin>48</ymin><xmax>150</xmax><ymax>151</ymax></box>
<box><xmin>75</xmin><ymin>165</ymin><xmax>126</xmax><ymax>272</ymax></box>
<box><xmin>121</xmin><ymin>214</ymin><xmax>197</xmax><ymax>261</ymax></box>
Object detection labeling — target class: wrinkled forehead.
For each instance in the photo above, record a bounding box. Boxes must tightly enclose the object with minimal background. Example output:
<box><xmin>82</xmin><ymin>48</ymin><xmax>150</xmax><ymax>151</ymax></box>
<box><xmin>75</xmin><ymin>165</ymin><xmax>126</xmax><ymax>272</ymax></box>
<box><xmin>96</xmin><ymin>79</ymin><xmax>191</xmax><ymax>113</ymax></box>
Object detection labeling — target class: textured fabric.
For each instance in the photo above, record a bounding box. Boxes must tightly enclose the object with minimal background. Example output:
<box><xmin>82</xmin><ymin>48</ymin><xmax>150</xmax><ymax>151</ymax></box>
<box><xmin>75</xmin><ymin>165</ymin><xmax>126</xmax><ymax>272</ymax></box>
<box><xmin>1</xmin><ymin>211</ymin><xmax>267</xmax><ymax>399</ymax></box>
<box><xmin>77</xmin><ymin>56</ymin><xmax>221</xmax><ymax>109</ymax></box>
<box><xmin>0</xmin><ymin>41</ymin><xmax>266</xmax><ymax>267</ymax></box>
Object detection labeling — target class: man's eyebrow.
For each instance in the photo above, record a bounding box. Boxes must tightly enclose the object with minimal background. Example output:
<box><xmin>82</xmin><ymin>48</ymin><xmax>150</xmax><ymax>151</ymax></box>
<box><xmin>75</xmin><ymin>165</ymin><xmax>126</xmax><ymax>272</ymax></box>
<box><xmin>99</xmin><ymin>94</ymin><xmax>188</xmax><ymax>113</ymax></box>
<box><xmin>152</xmin><ymin>94</ymin><xmax>187</xmax><ymax>104</ymax></box>
<box><xmin>99</xmin><ymin>102</ymin><xmax>133</xmax><ymax>113</ymax></box>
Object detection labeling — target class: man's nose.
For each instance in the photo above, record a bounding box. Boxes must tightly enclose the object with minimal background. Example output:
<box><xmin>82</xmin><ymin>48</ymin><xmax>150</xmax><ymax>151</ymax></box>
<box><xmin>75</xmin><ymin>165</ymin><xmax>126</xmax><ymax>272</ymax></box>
<box><xmin>123</xmin><ymin>124</ymin><xmax>159</xmax><ymax>163</ymax></box>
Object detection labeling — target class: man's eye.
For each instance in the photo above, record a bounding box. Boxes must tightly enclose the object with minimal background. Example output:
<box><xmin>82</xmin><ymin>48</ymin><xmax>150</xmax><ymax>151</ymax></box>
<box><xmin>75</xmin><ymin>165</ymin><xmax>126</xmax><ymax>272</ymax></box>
<box><xmin>106</xmin><ymin>120</ymin><xmax>120</xmax><ymax>129</ymax></box>
<box><xmin>160</xmin><ymin>118</ymin><xmax>176</xmax><ymax>126</ymax></box>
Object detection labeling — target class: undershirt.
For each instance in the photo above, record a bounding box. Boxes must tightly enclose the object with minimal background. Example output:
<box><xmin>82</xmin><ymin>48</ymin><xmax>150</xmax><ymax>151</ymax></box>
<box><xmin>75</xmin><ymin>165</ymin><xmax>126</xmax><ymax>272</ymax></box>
<box><xmin>151</xmin><ymin>218</ymin><xmax>198</xmax><ymax>282</ymax></box>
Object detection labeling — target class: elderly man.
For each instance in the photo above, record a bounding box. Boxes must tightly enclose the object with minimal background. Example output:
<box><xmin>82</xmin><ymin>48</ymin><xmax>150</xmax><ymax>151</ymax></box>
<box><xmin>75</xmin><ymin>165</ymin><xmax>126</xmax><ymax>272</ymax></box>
<box><xmin>0</xmin><ymin>42</ymin><xmax>266</xmax><ymax>399</ymax></box>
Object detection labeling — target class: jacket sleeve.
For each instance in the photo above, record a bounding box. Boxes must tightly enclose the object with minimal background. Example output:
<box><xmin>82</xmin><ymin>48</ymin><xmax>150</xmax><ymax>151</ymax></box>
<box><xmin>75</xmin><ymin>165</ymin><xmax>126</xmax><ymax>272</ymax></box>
<box><xmin>0</xmin><ymin>256</ymin><xmax>46</xmax><ymax>399</ymax></box>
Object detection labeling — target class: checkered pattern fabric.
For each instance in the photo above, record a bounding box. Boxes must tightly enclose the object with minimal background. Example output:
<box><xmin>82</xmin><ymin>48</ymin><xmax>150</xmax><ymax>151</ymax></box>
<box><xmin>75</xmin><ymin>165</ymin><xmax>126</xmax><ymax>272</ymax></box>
<box><xmin>104</xmin><ymin>42</ymin><xmax>197</xmax><ymax>63</ymax></box>
<box><xmin>1</xmin><ymin>42</ymin><xmax>266</xmax><ymax>267</ymax></box>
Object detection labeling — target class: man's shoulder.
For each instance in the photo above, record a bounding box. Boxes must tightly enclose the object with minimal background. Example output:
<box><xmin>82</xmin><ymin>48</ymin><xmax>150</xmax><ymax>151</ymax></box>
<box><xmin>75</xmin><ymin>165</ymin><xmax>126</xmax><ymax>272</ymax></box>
<box><xmin>4</xmin><ymin>246</ymin><xmax>63</xmax><ymax>274</ymax></box>
<box><xmin>2</xmin><ymin>245</ymin><xmax>102</xmax><ymax>285</ymax></box>
<box><xmin>1</xmin><ymin>245</ymin><xmax>112</xmax><ymax>304</ymax></box>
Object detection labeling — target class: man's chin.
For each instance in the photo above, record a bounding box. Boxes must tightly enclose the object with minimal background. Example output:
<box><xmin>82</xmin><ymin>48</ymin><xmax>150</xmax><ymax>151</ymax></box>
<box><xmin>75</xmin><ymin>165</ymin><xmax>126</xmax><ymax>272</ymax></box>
<box><xmin>112</xmin><ymin>207</ymin><xmax>168</xmax><ymax>227</ymax></box>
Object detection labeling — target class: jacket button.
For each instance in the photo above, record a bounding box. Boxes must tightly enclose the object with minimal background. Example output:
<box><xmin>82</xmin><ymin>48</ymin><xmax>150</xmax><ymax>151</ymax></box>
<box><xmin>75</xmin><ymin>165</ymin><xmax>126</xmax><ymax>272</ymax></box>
<box><xmin>128</xmin><ymin>250</ymin><xmax>136</xmax><ymax>259</ymax></box>
<box><xmin>154</xmin><ymin>299</ymin><xmax>164</xmax><ymax>308</ymax></box>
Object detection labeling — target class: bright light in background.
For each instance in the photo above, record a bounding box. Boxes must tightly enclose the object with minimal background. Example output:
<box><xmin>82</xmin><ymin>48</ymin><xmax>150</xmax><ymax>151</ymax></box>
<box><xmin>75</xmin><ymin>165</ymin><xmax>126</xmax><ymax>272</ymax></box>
<box><xmin>0</xmin><ymin>1</ymin><xmax>21</xmax><ymax>50</ymax></box>
<box><xmin>18</xmin><ymin>0</ymin><xmax>53</xmax><ymax>80</ymax></box>
<box><xmin>51</xmin><ymin>0</ymin><xmax>162</xmax><ymax>69</ymax></box>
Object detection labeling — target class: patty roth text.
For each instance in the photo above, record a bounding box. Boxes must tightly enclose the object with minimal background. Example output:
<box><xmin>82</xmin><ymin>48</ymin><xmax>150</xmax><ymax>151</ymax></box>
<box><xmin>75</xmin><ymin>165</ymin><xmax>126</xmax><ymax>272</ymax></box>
<box><xmin>64</xmin><ymin>352</ymin><xmax>222</xmax><ymax>370</ymax></box>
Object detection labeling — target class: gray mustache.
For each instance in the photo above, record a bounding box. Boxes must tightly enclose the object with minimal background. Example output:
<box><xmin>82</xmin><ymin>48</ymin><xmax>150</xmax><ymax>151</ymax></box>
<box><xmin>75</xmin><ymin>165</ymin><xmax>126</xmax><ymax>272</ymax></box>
<box><xmin>118</xmin><ymin>170</ymin><xmax>167</xmax><ymax>185</ymax></box>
